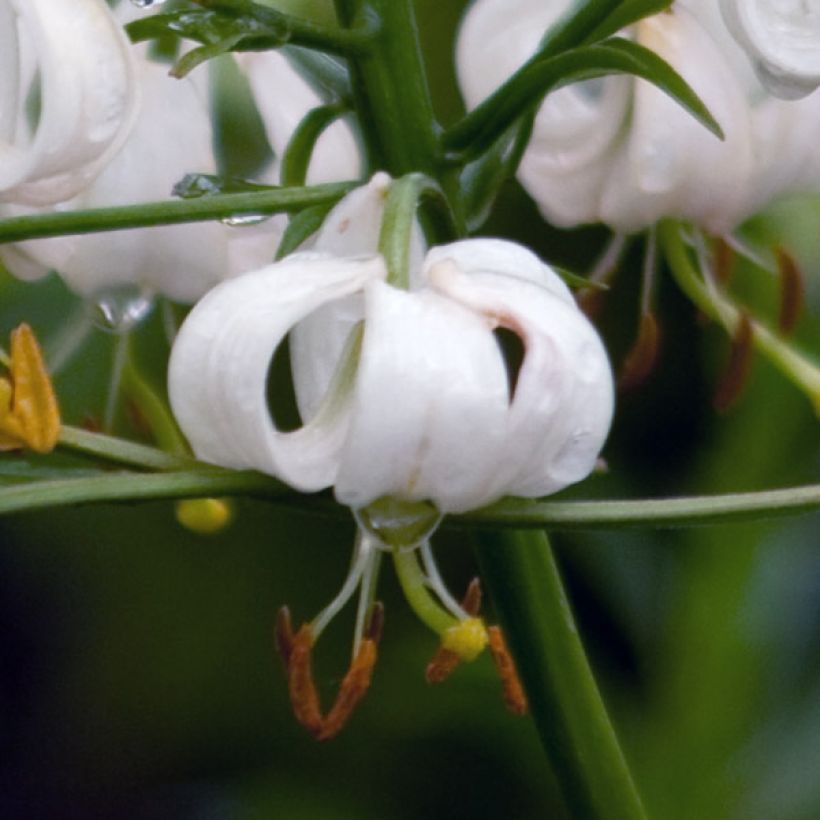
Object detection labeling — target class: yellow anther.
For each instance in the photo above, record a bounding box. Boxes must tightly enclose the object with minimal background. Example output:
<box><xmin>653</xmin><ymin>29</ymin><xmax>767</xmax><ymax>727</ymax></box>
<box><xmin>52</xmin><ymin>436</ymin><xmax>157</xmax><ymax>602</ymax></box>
<box><xmin>441</xmin><ymin>617</ymin><xmax>489</xmax><ymax>662</ymax></box>
<box><xmin>0</xmin><ymin>323</ymin><xmax>60</xmax><ymax>453</ymax></box>
<box><xmin>175</xmin><ymin>497</ymin><xmax>233</xmax><ymax>535</ymax></box>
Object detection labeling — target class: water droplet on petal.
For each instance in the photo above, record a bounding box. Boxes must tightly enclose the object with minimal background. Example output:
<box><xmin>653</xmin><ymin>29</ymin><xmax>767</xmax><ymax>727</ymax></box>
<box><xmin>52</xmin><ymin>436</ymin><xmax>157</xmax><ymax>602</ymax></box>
<box><xmin>550</xmin><ymin>429</ymin><xmax>596</xmax><ymax>484</ymax></box>
<box><xmin>220</xmin><ymin>213</ymin><xmax>272</xmax><ymax>227</ymax></box>
<box><xmin>87</xmin><ymin>286</ymin><xmax>155</xmax><ymax>334</ymax></box>
<box><xmin>355</xmin><ymin>497</ymin><xmax>443</xmax><ymax>550</ymax></box>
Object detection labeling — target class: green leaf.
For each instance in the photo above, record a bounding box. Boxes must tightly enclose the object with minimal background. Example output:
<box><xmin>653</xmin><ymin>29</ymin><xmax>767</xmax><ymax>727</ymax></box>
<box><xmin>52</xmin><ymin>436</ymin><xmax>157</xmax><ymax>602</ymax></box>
<box><xmin>444</xmin><ymin>36</ymin><xmax>723</xmax><ymax>159</ymax></box>
<box><xmin>275</xmin><ymin>202</ymin><xmax>334</xmax><ymax>259</ymax></box>
<box><xmin>583</xmin><ymin>0</ymin><xmax>673</xmax><ymax>44</ymax></box>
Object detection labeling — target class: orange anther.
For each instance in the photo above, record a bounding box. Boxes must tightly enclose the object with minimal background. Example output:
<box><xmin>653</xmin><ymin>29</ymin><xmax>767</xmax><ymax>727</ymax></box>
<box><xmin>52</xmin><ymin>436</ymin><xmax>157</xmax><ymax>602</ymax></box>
<box><xmin>275</xmin><ymin>604</ymin><xmax>383</xmax><ymax>740</ymax></box>
<box><xmin>0</xmin><ymin>323</ymin><xmax>60</xmax><ymax>453</ymax></box>
<box><xmin>425</xmin><ymin>646</ymin><xmax>461</xmax><ymax>684</ymax></box>
<box><xmin>318</xmin><ymin>637</ymin><xmax>378</xmax><ymax>741</ymax></box>
<box><xmin>286</xmin><ymin>624</ymin><xmax>324</xmax><ymax>737</ymax></box>
<box><xmin>487</xmin><ymin>626</ymin><xmax>528</xmax><ymax>716</ymax></box>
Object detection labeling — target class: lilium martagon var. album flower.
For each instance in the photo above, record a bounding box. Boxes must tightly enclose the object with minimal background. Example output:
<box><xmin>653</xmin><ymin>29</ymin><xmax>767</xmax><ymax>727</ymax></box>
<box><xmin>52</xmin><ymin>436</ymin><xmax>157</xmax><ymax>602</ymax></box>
<box><xmin>167</xmin><ymin>174</ymin><xmax>615</xmax><ymax>739</ymax></box>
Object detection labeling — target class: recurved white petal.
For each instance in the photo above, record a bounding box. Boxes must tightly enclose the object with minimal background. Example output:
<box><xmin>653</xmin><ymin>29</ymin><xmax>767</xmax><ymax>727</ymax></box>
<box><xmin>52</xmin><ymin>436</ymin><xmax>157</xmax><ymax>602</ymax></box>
<box><xmin>721</xmin><ymin>0</ymin><xmax>820</xmax><ymax>98</ymax></box>
<box><xmin>169</xmin><ymin>254</ymin><xmax>386</xmax><ymax>490</ymax></box>
<box><xmin>429</xmin><ymin>257</ymin><xmax>613</xmax><ymax>498</ymax></box>
<box><xmin>4</xmin><ymin>59</ymin><xmax>280</xmax><ymax>302</ymax></box>
<box><xmin>0</xmin><ymin>0</ymin><xmax>137</xmax><ymax>205</ymax></box>
<box><xmin>290</xmin><ymin>173</ymin><xmax>426</xmax><ymax>420</ymax></box>
<box><xmin>333</xmin><ymin>279</ymin><xmax>510</xmax><ymax>513</ymax></box>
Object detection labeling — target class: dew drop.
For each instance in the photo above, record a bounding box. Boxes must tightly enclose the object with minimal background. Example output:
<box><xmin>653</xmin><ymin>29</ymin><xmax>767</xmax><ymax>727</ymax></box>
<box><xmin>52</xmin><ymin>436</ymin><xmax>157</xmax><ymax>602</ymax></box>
<box><xmin>130</xmin><ymin>0</ymin><xmax>167</xmax><ymax>8</ymax></box>
<box><xmin>355</xmin><ymin>497</ymin><xmax>443</xmax><ymax>550</ymax></box>
<box><xmin>220</xmin><ymin>213</ymin><xmax>272</xmax><ymax>227</ymax></box>
<box><xmin>87</xmin><ymin>286</ymin><xmax>154</xmax><ymax>335</ymax></box>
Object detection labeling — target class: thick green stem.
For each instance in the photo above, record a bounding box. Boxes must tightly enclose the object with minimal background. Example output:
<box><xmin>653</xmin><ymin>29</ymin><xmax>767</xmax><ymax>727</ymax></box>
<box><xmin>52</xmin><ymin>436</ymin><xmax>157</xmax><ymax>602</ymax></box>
<box><xmin>0</xmin><ymin>184</ymin><xmax>355</xmax><ymax>244</ymax></box>
<box><xmin>476</xmin><ymin>530</ymin><xmax>648</xmax><ymax>820</ymax></box>
<box><xmin>333</xmin><ymin>0</ymin><xmax>441</xmax><ymax>178</ymax></box>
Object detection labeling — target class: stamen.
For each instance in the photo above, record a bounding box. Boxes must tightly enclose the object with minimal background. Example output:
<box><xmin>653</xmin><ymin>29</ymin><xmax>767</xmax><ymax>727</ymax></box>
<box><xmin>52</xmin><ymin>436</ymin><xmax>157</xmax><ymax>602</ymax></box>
<box><xmin>487</xmin><ymin>626</ymin><xmax>528</xmax><ymax>716</ymax></box>
<box><xmin>352</xmin><ymin>546</ymin><xmax>382</xmax><ymax>656</ymax></box>
<box><xmin>318</xmin><ymin>605</ymin><xmax>383</xmax><ymax>741</ymax></box>
<box><xmin>0</xmin><ymin>323</ymin><xmax>60</xmax><ymax>453</ymax></box>
<box><xmin>420</xmin><ymin>541</ymin><xmax>469</xmax><ymax>620</ymax></box>
<box><xmin>776</xmin><ymin>247</ymin><xmax>805</xmax><ymax>335</ymax></box>
<box><xmin>312</xmin><ymin>529</ymin><xmax>375</xmax><ymax>639</ymax></box>
<box><xmin>713</xmin><ymin>312</ymin><xmax>755</xmax><ymax>412</ymax></box>
<box><xmin>286</xmin><ymin>623</ymin><xmax>324</xmax><ymax>737</ymax></box>
<box><xmin>619</xmin><ymin>231</ymin><xmax>661</xmax><ymax>392</ymax></box>
<box><xmin>425</xmin><ymin>579</ymin><xmax>488</xmax><ymax>684</ymax></box>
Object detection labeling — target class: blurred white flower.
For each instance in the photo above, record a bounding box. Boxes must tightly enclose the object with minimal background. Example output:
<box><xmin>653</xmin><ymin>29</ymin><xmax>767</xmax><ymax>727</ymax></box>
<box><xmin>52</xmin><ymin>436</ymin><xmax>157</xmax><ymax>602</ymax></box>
<box><xmin>235</xmin><ymin>49</ymin><xmax>362</xmax><ymax>184</ymax></box>
<box><xmin>0</xmin><ymin>0</ymin><xmax>138</xmax><ymax>205</ymax></box>
<box><xmin>720</xmin><ymin>0</ymin><xmax>820</xmax><ymax>99</ymax></box>
<box><xmin>2</xmin><ymin>57</ymin><xmax>281</xmax><ymax>303</ymax></box>
<box><xmin>168</xmin><ymin>175</ymin><xmax>614</xmax><ymax>514</ymax></box>
<box><xmin>457</xmin><ymin>0</ymin><xmax>820</xmax><ymax>234</ymax></box>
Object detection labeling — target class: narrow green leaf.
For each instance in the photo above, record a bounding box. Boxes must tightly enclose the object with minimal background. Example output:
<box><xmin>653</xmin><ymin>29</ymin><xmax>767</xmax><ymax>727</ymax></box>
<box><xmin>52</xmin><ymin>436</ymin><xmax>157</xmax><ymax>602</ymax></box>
<box><xmin>583</xmin><ymin>0</ymin><xmax>673</xmax><ymax>44</ymax></box>
<box><xmin>275</xmin><ymin>202</ymin><xmax>335</xmax><ymax>259</ymax></box>
<box><xmin>444</xmin><ymin>36</ymin><xmax>723</xmax><ymax>159</ymax></box>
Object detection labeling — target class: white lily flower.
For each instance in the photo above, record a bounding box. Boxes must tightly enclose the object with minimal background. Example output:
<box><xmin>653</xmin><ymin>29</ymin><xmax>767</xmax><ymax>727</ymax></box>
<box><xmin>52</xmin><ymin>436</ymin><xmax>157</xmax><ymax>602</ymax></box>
<box><xmin>720</xmin><ymin>0</ymin><xmax>820</xmax><ymax>99</ymax></box>
<box><xmin>235</xmin><ymin>49</ymin><xmax>362</xmax><ymax>184</ymax></box>
<box><xmin>2</xmin><ymin>57</ymin><xmax>281</xmax><ymax>303</ymax></box>
<box><xmin>456</xmin><ymin>0</ymin><xmax>820</xmax><ymax>233</ymax></box>
<box><xmin>168</xmin><ymin>176</ymin><xmax>614</xmax><ymax>514</ymax></box>
<box><xmin>0</xmin><ymin>0</ymin><xmax>138</xmax><ymax>205</ymax></box>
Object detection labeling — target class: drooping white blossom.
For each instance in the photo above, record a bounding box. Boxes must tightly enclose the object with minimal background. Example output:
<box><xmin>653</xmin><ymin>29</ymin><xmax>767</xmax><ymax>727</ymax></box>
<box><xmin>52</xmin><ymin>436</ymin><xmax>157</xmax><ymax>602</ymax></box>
<box><xmin>0</xmin><ymin>0</ymin><xmax>138</xmax><ymax>206</ymax></box>
<box><xmin>2</xmin><ymin>56</ymin><xmax>281</xmax><ymax>303</ymax></box>
<box><xmin>456</xmin><ymin>0</ymin><xmax>820</xmax><ymax>234</ymax></box>
<box><xmin>168</xmin><ymin>176</ymin><xmax>614</xmax><ymax>514</ymax></box>
<box><xmin>720</xmin><ymin>0</ymin><xmax>820</xmax><ymax>99</ymax></box>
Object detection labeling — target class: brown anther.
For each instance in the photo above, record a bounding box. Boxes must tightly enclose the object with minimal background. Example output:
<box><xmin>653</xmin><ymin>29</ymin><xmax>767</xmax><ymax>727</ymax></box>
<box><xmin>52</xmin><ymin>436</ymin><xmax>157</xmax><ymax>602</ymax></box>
<box><xmin>275</xmin><ymin>604</ymin><xmax>383</xmax><ymax>741</ymax></box>
<box><xmin>618</xmin><ymin>312</ymin><xmax>661</xmax><ymax>393</ymax></box>
<box><xmin>461</xmin><ymin>577</ymin><xmax>482</xmax><ymax>617</ymax></box>
<box><xmin>776</xmin><ymin>247</ymin><xmax>805</xmax><ymax>335</ymax></box>
<box><xmin>425</xmin><ymin>646</ymin><xmax>462</xmax><ymax>684</ymax></box>
<box><xmin>274</xmin><ymin>606</ymin><xmax>295</xmax><ymax>665</ymax></box>
<box><xmin>318</xmin><ymin>637</ymin><xmax>378</xmax><ymax>741</ymax></box>
<box><xmin>0</xmin><ymin>324</ymin><xmax>60</xmax><ymax>453</ymax></box>
<box><xmin>487</xmin><ymin>626</ymin><xmax>528</xmax><ymax>716</ymax></box>
<box><xmin>713</xmin><ymin>237</ymin><xmax>735</xmax><ymax>287</ymax></box>
<box><xmin>365</xmin><ymin>601</ymin><xmax>385</xmax><ymax>643</ymax></box>
<box><xmin>285</xmin><ymin>624</ymin><xmax>324</xmax><ymax>737</ymax></box>
<box><xmin>713</xmin><ymin>312</ymin><xmax>754</xmax><ymax>413</ymax></box>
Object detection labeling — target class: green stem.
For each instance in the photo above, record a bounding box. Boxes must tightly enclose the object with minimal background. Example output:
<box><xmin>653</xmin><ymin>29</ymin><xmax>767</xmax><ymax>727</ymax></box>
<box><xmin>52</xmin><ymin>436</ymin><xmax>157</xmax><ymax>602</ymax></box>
<box><xmin>476</xmin><ymin>530</ymin><xmax>647</xmax><ymax>820</ymax></box>
<box><xmin>120</xmin><ymin>353</ymin><xmax>190</xmax><ymax>457</ymax></box>
<box><xmin>392</xmin><ymin>547</ymin><xmax>459</xmax><ymax>636</ymax></box>
<box><xmin>659</xmin><ymin>220</ymin><xmax>820</xmax><ymax>414</ymax></box>
<box><xmin>128</xmin><ymin>0</ymin><xmax>376</xmax><ymax>57</ymax></box>
<box><xmin>0</xmin><ymin>184</ymin><xmax>356</xmax><ymax>244</ymax></box>
<box><xmin>333</xmin><ymin>0</ymin><xmax>441</xmax><ymax>178</ymax></box>
<box><xmin>280</xmin><ymin>104</ymin><xmax>351</xmax><ymax>187</ymax></box>
<box><xmin>57</xmin><ymin>425</ymin><xmax>194</xmax><ymax>471</ymax></box>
